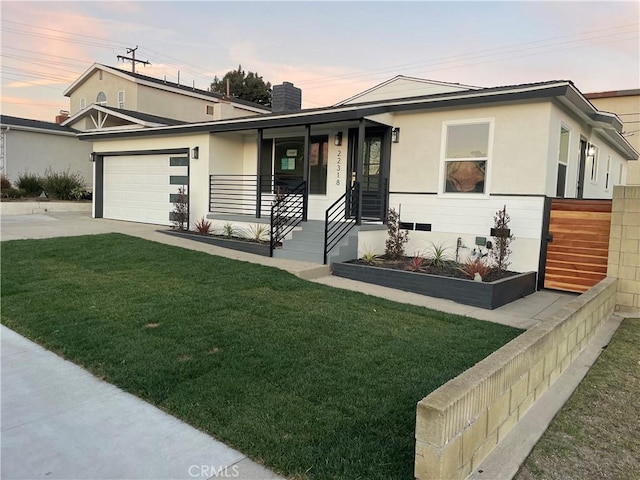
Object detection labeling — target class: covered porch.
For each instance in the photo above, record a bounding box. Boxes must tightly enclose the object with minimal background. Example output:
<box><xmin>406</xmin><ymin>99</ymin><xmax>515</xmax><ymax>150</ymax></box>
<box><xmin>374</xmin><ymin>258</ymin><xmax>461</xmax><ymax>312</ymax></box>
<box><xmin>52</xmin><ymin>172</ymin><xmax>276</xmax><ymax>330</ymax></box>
<box><xmin>206</xmin><ymin>117</ymin><xmax>394</xmax><ymax>263</ymax></box>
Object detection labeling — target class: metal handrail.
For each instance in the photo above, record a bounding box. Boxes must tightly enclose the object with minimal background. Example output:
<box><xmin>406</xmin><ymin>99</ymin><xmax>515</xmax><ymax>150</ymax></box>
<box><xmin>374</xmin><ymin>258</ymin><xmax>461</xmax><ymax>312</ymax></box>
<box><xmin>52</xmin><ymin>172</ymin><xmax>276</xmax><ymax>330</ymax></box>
<box><xmin>270</xmin><ymin>181</ymin><xmax>307</xmax><ymax>256</ymax></box>
<box><xmin>323</xmin><ymin>182</ymin><xmax>360</xmax><ymax>264</ymax></box>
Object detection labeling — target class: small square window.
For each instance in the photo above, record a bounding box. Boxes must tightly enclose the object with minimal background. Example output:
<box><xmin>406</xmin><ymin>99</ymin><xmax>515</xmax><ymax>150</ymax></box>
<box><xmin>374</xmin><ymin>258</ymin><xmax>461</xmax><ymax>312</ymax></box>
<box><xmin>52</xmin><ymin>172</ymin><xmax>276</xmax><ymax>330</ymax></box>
<box><xmin>442</xmin><ymin>121</ymin><xmax>491</xmax><ymax>194</ymax></box>
<box><xmin>206</xmin><ymin>105</ymin><xmax>214</xmax><ymax>115</ymax></box>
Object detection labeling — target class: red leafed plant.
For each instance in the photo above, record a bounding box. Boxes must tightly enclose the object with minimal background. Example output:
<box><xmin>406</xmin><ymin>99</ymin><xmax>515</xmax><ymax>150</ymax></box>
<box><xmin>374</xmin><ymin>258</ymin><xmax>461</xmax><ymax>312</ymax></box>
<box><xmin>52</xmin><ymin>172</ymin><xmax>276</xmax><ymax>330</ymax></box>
<box><xmin>458</xmin><ymin>257</ymin><xmax>492</xmax><ymax>280</ymax></box>
<box><xmin>405</xmin><ymin>255</ymin><xmax>427</xmax><ymax>272</ymax></box>
<box><xmin>194</xmin><ymin>217</ymin><xmax>212</xmax><ymax>235</ymax></box>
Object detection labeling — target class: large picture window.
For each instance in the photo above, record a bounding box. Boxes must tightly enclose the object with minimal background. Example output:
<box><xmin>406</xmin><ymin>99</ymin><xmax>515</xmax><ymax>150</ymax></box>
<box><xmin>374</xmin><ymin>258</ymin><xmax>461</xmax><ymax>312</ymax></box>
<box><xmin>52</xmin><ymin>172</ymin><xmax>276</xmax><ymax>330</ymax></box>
<box><xmin>443</xmin><ymin>122</ymin><xmax>490</xmax><ymax>194</ymax></box>
<box><xmin>272</xmin><ymin>136</ymin><xmax>328</xmax><ymax>194</ymax></box>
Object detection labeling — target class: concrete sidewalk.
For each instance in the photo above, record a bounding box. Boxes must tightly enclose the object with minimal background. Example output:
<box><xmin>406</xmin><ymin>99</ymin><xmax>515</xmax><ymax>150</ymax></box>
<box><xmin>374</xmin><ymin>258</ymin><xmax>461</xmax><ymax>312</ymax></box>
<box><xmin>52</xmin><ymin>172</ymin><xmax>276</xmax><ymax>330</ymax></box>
<box><xmin>1</xmin><ymin>325</ymin><xmax>285</xmax><ymax>480</ymax></box>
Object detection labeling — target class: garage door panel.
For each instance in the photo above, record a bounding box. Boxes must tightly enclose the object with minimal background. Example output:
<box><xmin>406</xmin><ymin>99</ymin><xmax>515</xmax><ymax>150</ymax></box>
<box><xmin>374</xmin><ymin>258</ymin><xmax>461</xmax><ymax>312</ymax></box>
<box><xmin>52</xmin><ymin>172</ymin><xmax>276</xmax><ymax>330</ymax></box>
<box><xmin>103</xmin><ymin>154</ymin><xmax>188</xmax><ymax>226</ymax></box>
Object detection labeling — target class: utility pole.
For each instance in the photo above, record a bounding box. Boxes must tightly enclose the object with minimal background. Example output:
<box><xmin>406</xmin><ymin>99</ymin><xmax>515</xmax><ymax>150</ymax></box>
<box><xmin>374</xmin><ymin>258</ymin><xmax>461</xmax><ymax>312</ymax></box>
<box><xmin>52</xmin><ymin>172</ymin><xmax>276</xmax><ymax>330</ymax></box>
<box><xmin>117</xmin><ymin>46</ymin><xmax>150</xmax><ymax>74</ymax></box>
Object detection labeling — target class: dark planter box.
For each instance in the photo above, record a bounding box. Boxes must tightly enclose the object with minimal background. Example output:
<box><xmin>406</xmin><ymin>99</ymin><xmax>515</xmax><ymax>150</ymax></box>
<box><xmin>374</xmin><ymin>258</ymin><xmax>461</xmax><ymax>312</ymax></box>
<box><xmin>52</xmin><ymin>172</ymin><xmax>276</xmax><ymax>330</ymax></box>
<box><xmin>331</xmin><ymin>262</ymin><xmax>536</xmax><ymax>310</ymax></box>
<box><xmin>159</xmin><ymin>230</ymin><xmax>271</xmax><ymax>257</ymax></box>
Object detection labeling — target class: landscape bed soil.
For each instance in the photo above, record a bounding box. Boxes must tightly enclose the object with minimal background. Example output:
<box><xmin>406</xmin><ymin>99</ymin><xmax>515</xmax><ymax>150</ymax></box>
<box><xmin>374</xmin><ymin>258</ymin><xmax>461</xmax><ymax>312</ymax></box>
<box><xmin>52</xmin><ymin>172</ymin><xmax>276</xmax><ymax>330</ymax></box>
<box><xmin>349</xmin><ymin>257</ymin><xmax>519</xmax><ymax>283</ymax></box>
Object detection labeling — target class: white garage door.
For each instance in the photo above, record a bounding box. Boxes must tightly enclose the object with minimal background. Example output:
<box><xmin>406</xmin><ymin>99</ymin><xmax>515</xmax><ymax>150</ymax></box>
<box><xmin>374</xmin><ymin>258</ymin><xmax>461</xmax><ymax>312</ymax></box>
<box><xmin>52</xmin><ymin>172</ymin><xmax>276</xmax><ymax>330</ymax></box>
<box><xmin>103</xmin><ymin>154</ymin><xmax>188</xmax><ymax>225</ymax></box>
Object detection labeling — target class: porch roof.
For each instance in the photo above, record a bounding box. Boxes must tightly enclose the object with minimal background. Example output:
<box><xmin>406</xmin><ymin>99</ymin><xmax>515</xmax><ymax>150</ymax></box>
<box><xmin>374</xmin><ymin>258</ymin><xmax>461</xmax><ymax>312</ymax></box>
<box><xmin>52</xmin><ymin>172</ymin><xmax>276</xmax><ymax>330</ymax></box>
<box><xmin>77</xmin><ymin>80</ymin><xmax>638</xmax><ymax>160</ymax></box>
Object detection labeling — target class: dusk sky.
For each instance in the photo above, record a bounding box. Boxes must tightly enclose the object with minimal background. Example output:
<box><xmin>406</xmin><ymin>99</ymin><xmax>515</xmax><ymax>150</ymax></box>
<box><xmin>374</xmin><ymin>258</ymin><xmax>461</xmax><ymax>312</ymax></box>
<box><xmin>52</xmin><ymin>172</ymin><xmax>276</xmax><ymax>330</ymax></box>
<box><xmin>1</xmin><ymin>1</ymin><xmax>638</xmax><ymax>122</ymax></box>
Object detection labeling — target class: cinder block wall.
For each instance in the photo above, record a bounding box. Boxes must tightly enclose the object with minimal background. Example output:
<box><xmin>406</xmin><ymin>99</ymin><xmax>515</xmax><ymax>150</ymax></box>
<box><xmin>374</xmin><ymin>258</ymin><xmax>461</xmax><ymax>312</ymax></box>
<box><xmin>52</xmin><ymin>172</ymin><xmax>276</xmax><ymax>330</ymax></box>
<box><xmin>414</xmin><ymin>278</ymin><xmax>617</xmax><ymax>479</ymax></box>
<box><xmin>608</xmin><ymin>185</ymin><xmax>640</xmax><ymax>312</ymax></box>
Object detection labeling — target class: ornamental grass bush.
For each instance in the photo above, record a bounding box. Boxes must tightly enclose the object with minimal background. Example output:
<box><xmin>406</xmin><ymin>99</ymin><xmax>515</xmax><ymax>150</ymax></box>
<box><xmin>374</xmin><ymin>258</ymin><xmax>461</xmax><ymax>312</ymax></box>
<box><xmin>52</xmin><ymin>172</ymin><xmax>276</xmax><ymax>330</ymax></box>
<box><xmin>40</xmin><ymin>168</ymin><xmax>85</xmax><ymax>200</ymax></box>
<box><xmin>16</xmin><ymin>172</ymin><xmax>44</xmax><ymax>197</ymax></box>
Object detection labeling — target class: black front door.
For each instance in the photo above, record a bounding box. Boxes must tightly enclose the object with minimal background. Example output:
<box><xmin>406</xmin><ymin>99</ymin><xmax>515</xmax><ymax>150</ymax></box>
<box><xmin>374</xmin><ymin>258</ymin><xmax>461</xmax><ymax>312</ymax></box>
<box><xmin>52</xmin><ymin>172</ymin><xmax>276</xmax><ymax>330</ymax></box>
<box><xmin>577</xmin><ymin>138</ymin><xmax>587</xmax><ymax>199</ymax></box>
<box><xmin>348</xmin><ymin>128</ymin><xmax>388</xmax><ymax>221</ymax></box>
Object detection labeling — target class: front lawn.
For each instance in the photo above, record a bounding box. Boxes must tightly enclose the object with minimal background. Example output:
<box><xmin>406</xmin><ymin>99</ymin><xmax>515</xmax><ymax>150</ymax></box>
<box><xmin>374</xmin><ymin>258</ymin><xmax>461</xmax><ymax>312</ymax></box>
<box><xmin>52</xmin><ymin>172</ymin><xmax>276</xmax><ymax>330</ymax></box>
<box><xmin>1</xmin><ymin>234</ymin><xmax>522</xmax><ymax>479</ymax></box>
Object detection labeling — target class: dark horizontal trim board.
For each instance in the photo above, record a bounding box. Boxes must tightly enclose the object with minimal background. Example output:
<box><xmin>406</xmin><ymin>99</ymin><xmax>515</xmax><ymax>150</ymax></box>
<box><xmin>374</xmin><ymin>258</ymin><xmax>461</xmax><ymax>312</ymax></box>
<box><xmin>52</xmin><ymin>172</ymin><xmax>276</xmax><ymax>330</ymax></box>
<box><xmin>96</xmin><ymin>148</ymin><xmax>189</xmax><ymax>157</ymax></box>
<box><xmin>331</xmin><ymin>262</ymin><xmax>536</xmax><ymax>310</ymax></box>
<box><xmin>389</xmin><ymin>192</ymin><xmax>438</xmax><ymax>195</ymax></box>
<box><xmin>81</xmin><ymin>84</ymin><xmax>573</xmax><ymax>141</ymax></box>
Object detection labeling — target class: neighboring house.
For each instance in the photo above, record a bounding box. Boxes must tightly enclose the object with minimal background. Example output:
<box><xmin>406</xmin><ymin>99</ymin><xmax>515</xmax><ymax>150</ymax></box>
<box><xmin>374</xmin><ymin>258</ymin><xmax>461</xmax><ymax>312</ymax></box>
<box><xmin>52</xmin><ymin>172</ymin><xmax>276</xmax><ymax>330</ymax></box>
<box><xmin>0</xmin><ymin>115</ymin><xmax>93</xmax><ymax>187</ymax></box>
<box><xmin>585</xmin><ymin>89</ymin><xmax>640</xmax><ymax>185</ymax></box>
<box><xmin>1</xmin><ymin>63</ymin><xmax>272</xmax><ymax>189</ymax></box>
<box><xmin>81</xmin><ymin>76</ymin><xmax>638</xmax><ymax>276</ymax></box>
<box><xmin>63</xmin><ymin>63</ymin><xmax>271</xmax><ymax>123</ymax></box>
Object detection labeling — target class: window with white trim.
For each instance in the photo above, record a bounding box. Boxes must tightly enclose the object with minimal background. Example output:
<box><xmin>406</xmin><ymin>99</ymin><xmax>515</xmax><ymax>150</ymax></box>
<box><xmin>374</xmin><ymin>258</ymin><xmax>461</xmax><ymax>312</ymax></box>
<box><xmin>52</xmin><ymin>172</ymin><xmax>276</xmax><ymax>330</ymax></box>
<box><xmin>442</xmin><ymin>121</ymin><xmax>491</xmax><ymax>194</ymax></box>
<box><xmin>80</xmin><ymin>98</ymin><xmax>86</xmax><ymax>110</ymax></box>
<box><xmin>118</xmin><ymin>91</ymin><xmax>125</xmax><ymax>109</ymax></box>
<box><xmin>617</xmin><ymin>164</ymin><xmax>624</xmax><ymax>185</ymax></box>
<box><xmin>556</xmin><ymin>126</ymin><xmax>570</xmax><ymax>197</ymax></box>
<box><xmin>206</xmin><ymin>105</ymin><xmax>214</xmax><ymax>115</ymax></box>
<box><xmin>588</xmin><ymin>145</ymin><xmax>599</xmax><ymax>183</ymax></box>
<box><xmin>605</xmin><ymin>155</ymin><xmax>611</xmax><ymax>190</ymax></box>
<box><xmin>96</xmin><ymin>92</ymin><xmax>107</xmax><ymax>105</ymax></box>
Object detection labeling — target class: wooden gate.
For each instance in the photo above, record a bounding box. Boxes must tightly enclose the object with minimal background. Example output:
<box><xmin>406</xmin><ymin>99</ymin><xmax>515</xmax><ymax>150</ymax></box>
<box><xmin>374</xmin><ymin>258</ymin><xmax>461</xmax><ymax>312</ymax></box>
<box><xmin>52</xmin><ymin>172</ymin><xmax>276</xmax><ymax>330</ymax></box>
<box><xmin>541</xmin><ymin>198</ymin><xmax>612</xmax><ymax>293</ymax></box>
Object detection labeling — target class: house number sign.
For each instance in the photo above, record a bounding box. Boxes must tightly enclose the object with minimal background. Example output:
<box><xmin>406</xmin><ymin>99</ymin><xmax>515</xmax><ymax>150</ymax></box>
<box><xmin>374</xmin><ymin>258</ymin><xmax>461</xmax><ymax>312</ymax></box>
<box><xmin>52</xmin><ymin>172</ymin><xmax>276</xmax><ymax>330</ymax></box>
<box><xmin>336</xmin><ymin>149</ymin><xmax>342</xmax><ymax>186</ymax></box>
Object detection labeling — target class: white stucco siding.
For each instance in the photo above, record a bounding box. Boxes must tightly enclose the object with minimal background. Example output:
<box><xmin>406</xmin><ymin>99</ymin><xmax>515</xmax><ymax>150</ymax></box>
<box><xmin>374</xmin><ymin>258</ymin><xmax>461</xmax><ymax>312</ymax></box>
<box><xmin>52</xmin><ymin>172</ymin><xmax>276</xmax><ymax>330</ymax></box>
<box><xmin>363</xmin><ymin>194</ymin><xmax>545</xmax><ymax>273</ymax></box>
<box><xmin>547</xmin><ymin>104</ymin><xmax>629</xmax><ymax>199</ymax></box>
<box><xmin>341</xmin><ymin>78</ymin><xmax>472</xmax><ymax>105</ymax></box>
<box><xmin>69</xmin><ymin>70</ymin><xmax>138</xmax><ymax>114</ymax></box>
<box><xmin>2</xmin><ymin>129</ymin><xmax>93</xmax><ymax>187</ymax></box>
<box><xmin>389</xmin><ymin>102</ymin><xmax>552</xmax><ymax>196</ymax></box>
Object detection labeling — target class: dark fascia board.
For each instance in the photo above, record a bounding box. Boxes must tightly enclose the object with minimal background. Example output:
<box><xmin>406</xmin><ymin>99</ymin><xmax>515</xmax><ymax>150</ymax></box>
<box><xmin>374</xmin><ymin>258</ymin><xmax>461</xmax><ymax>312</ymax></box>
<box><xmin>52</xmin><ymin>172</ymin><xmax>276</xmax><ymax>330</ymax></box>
<box><xmin>78</xmin><ymin>84</ymin><xmax>572</xmax><ymax>141</ymax></box>
<box><xmin>0</xmin><ymin>115</ymin><xmax>77</xmax><ymax>134</ymax></box>
<box><xmin>78</xmin><ymin>106</ymin><xmax>393</xmax><ymax>140</ymax></box>
<box><xmin>78</xmin><ymin>81</ymin><xmax>628</xmax><ymax>151</ymax></box>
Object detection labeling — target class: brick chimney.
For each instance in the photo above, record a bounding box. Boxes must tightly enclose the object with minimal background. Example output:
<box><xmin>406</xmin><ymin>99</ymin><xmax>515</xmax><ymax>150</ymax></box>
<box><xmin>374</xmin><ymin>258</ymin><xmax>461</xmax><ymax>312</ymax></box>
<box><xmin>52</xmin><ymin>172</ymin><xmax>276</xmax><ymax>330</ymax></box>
<box><xmin>55</xmin><ymin>110</ymin><xmax>70</xmax><ymax>124</ymax></box>
<box><xmin>272</xmin><ymin>82</ymin><xmax>302</xmax><ymax>113</ymax></box>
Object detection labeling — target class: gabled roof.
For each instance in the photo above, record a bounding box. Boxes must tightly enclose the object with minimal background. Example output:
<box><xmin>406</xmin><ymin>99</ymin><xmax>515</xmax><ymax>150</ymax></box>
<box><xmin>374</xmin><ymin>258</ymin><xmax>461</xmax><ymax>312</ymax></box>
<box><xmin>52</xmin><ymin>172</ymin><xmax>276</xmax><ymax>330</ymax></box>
<box><xmin>79</xmin><ymin>79</ymin><xmax>639</xmax><ymax>160</ymax></box>
<box><xmin>0</xmin><ymin>115</ymin><xmax>77</xmax><ymax>136</ymax></box>
<box><xmin>62</xmin><ymin>104</ymin><xmax>186</xmax><ymax>131</ymax></box>
<box><xmin>334</xmin><ymin>75</ymin><xmax>479</xmax><ymax>106</ymax></box>
<box><xmin>63</xmin><ymin>63</ymin><xmax>271</xmax><ymax>113</ymax></box>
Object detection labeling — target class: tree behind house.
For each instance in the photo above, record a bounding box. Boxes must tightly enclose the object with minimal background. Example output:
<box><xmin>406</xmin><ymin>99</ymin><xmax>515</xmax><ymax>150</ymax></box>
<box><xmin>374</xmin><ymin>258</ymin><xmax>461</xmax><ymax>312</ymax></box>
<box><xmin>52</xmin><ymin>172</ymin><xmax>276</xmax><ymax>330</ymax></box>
<box><xmin>210</xmin><ymin>65</ymin><xmax>272</xmax><ymax>107</ymax></box>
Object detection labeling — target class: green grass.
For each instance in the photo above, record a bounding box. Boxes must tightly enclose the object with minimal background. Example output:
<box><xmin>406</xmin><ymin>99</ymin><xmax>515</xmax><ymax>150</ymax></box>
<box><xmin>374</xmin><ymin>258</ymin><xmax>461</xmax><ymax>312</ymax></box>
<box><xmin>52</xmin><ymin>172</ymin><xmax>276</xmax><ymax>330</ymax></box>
<box><xmin>515</xmin><ymin>318</ymin><xmax>640</xmax><ymax>480</ymax></box>
<box><xmin>1</xmin><ymin>234</ymin><xmax>522</xmax><ymax>480</ymax></box>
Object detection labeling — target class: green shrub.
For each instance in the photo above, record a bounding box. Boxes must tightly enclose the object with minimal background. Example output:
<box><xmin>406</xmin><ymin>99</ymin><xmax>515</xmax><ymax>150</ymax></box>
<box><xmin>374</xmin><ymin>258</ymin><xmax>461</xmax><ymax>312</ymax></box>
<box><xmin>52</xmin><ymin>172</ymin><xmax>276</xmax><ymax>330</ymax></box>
<box><xmin>40</xmin><ymin>168</ymin><xmax>85</xmax><ymax>200</ymax></box>
<box><xmin>2</xmin><ymin>187</ymin><xmax>27</xmax><ymax>199</ymax></box>
<box><xmin>16</xmin><ymin>172</ymin><xmax>44</xmax><ymax>197</ymax></box>
<box><xmin>0</xmin><ymin>174</ymin><xmax>11</xmax><ymax>191</ymax></box>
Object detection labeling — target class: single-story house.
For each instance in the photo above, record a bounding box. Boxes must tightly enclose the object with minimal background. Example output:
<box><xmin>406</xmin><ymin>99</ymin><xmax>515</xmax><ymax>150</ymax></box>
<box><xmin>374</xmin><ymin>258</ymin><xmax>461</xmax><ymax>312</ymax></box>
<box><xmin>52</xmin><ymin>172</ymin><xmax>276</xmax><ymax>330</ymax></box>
<box><xmin>79</xmin><ymin>76</ymin><xmax>638</xmax><ymax>276</ymax></box>
<box><xmin>0</xmin><ymin>115</ymin><xmax>93</xmax><ymax>187</ymax></box>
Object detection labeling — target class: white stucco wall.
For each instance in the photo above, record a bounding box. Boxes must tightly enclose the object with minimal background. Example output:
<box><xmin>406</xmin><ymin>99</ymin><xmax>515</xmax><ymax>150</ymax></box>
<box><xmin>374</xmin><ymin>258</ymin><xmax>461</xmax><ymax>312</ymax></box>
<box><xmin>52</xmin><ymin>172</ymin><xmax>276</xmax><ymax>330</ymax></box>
<box><xmin>547</xmin><ymin>104</ymin><xmax>631</xmax><ymax>199</ymax></box>
<box><xmin>1</xmin><ymin>128</ymin><xmax>93</xmax><ymax>187</ymax></box>
<box><xmin>69</xmin><ymin>70</ymin><xmax>139</xmax><ymax>115</ymax></box>
<box><xmin>587</xmin><ymin>94</ymin><xmax>640</xmax><ymax>185</ymax></box>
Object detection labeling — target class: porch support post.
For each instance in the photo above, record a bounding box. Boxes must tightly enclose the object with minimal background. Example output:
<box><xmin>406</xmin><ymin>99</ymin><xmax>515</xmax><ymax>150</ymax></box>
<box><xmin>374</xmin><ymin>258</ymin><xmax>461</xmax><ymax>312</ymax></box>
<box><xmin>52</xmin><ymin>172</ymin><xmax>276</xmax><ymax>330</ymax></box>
<box><xmin>355</xmin><ymin>119</ymin><xmax>365</xmax><ymax>225</ymax></box>
<box><xmin>256</xmin><ymin>128</ymin><xmax>263</xmax><ymax>218</ymax></box>
<box><xmin>303</xmin><ymin>124</ymin><xmax>310</xmax><ymax>221</ymax></box>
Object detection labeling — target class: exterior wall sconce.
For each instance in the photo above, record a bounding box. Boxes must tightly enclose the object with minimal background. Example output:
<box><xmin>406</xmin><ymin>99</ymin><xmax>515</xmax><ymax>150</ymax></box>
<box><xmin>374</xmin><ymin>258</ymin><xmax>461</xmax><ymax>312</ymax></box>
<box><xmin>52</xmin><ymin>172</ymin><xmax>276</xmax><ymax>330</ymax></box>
<box><xmin>587</xmin><ymin>145</ymin><xmax>595</xmax><ymax>156</ymax></box>
<box><xmin>392</xmin><ymin>127</ymin><xmax>400</xmax><ymax>143</ymax></box>
<box><xmin>192</xmin><ymin>146</ymin><xmax>199</xmax><ymax>159</ymax></box>
<box><xmin>334</xmin><ymin>131</ymin><xmax>343</xmax><ymax>146</ymax></box>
